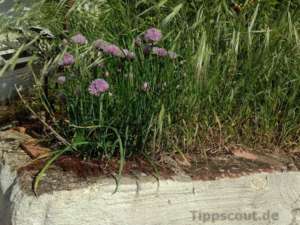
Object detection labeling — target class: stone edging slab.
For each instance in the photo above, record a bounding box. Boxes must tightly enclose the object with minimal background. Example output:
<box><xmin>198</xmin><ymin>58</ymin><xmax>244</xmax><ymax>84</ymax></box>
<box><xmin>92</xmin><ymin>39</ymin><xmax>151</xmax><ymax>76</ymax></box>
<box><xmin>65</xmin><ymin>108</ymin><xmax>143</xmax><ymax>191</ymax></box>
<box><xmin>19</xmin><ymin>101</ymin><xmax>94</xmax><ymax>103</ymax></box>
<box><xmin>1</xmin><ymin>130</ymin><xmax>300</xmax><ymax>225</ymax></box>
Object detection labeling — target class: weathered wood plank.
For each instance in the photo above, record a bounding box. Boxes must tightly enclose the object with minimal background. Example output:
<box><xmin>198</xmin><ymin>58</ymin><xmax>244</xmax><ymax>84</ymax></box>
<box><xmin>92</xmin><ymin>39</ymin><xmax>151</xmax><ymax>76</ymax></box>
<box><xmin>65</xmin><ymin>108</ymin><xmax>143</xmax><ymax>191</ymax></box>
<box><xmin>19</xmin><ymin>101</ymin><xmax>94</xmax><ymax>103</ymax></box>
<box><xmin>0</xmin><ymin>45</ymin><xmax>34</xmax><ymax>102</ymax></box>
<box><xmin>0</xmin><ymin>49</ymin><xmax>16</xmax><ymax>57</ymax></box>
<box><xmin>0</xmin><ymin>67</ymin><xmax>32</xmax><ymax>102</ymax></box>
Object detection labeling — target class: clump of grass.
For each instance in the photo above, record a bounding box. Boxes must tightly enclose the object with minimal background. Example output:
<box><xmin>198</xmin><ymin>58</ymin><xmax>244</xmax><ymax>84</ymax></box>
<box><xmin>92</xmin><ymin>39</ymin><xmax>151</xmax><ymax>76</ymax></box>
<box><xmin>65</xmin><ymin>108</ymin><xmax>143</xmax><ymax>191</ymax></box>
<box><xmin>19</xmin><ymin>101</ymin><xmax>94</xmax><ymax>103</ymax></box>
<box><xmin>9</xmin><ymin>0</ymin><xmax>300</xmax><ymax>169</ymax></box>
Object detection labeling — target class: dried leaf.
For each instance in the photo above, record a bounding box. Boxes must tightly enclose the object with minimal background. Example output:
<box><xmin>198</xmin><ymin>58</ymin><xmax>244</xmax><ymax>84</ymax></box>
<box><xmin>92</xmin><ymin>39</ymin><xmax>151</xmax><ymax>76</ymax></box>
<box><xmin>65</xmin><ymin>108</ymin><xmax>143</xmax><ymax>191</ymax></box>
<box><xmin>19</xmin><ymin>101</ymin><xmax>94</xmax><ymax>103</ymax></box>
<box><xmin>13</xmin><ymin>126</ymin><xmax>27</xmax><ymax>134</ymax></box>
<box><xmin>231</xmin><ymin>148</ymin><xmax>258</xmax><ymax>160</ymax></box>
<box><xmin>21</xmin><ymin>139</ymin><xmax>50</xmax><ymax>159</ymax></box>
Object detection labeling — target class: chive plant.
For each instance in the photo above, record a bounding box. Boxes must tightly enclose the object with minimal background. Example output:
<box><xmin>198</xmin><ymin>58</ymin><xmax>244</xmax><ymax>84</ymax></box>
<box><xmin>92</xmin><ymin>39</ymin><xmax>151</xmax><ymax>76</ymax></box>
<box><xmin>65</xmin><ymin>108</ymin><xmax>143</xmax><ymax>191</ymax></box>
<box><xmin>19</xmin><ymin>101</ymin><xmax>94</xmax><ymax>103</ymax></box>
<box><xmin>2</xmin><ymin>0</ymin><xmax>300</xmax><ymax>166</ymax></box>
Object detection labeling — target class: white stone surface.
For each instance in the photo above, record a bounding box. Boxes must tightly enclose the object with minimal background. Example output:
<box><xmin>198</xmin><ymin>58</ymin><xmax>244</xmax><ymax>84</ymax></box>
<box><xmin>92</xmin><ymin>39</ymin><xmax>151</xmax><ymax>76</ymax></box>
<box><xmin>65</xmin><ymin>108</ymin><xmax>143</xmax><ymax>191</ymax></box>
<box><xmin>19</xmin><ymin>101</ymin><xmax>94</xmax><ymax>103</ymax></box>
<box><xmin>1</xmin><ymin>131</ymin><xmax>300</xmax><ymax>225</ymax></box>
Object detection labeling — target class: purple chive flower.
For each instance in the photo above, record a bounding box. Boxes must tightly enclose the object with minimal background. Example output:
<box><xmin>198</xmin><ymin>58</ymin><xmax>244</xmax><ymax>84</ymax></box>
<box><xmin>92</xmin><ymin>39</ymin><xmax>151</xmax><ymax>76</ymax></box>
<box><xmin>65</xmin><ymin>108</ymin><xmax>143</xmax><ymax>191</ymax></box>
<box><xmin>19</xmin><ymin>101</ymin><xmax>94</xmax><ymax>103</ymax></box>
<box><xmin>123</xmin><ymin>49</ymin><xmax>135</xmax><ymax>60</ymax></box>
<box><xmin>71</xmin><ymin>33</ymin><xmax>88</xmax><ymax>45</ymax></box>
<box><xmin>102</xmin><ymin>44</ymin><xmax>124</xmax><ymax>58</ymax></box>
<box><xmin>144</xmin><ymin>28</ymin><xmax>162</xmax><ymax>43</ymax></box>
<box><xmin>95</xmin><ymin>39</ymin><xmax>133</xmax><ymax>59</ymax></box>
<box><xmin>57</xmin><ymin>76</ymin><xmax>66</xmax><ymax>84</ymax></box>
<box><xmin>142</xmin><ymin>82</ymin><xmax>150</xmax><ymax>92</ymax></box>
<box><xmin>88</xmin><ymin>79</ymin><xmax>109</xmax><ymax>96</ymax></box>
<box><xmin>59</xmin><ymin>52</ymin><xmax>75</xmax><ymax>66</ymax></box>
<box><xmin>94</xmin><ymin>39</ymin><xmax>110</xmax><ymax>50</ymax></box>
<box><xmin>168</xmin><ymin>51</ymin><xmax>178</xmax><ymax>59</ymax></box>
<box><xmin>152</xmin><ymin>47</ymin><xmax>168</xmax><ymax>57</ymax></box>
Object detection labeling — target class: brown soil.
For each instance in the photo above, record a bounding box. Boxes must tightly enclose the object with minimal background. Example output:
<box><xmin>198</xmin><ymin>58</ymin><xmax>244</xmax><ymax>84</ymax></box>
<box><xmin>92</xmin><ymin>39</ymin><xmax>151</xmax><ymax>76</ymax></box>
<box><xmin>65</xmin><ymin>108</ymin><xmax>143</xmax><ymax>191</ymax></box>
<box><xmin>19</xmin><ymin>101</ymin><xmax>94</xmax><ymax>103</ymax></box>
<box><xmin>2</xmin><ymin>104</ymin><xmax>300</xmax><ymax>183</ymax></box>
<box><xmin>184</xmin><ymin>150</ymin><xmax>299</xmax><ymax>181</ymax></box>
<box><xmin>17</xmin><ymin>136</ymin><xmax>300</xmax><ymax>183</ymax></box>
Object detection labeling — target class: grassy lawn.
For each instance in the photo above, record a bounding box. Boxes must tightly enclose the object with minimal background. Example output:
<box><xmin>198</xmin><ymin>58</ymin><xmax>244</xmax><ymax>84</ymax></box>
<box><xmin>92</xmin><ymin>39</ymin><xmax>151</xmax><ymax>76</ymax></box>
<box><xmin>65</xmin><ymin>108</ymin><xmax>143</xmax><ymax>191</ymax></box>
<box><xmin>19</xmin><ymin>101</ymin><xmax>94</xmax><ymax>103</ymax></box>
<box><xmin>1</xmin><ymin>0</ymin><xmax>300</xmax><ymax>183</ymax></box>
